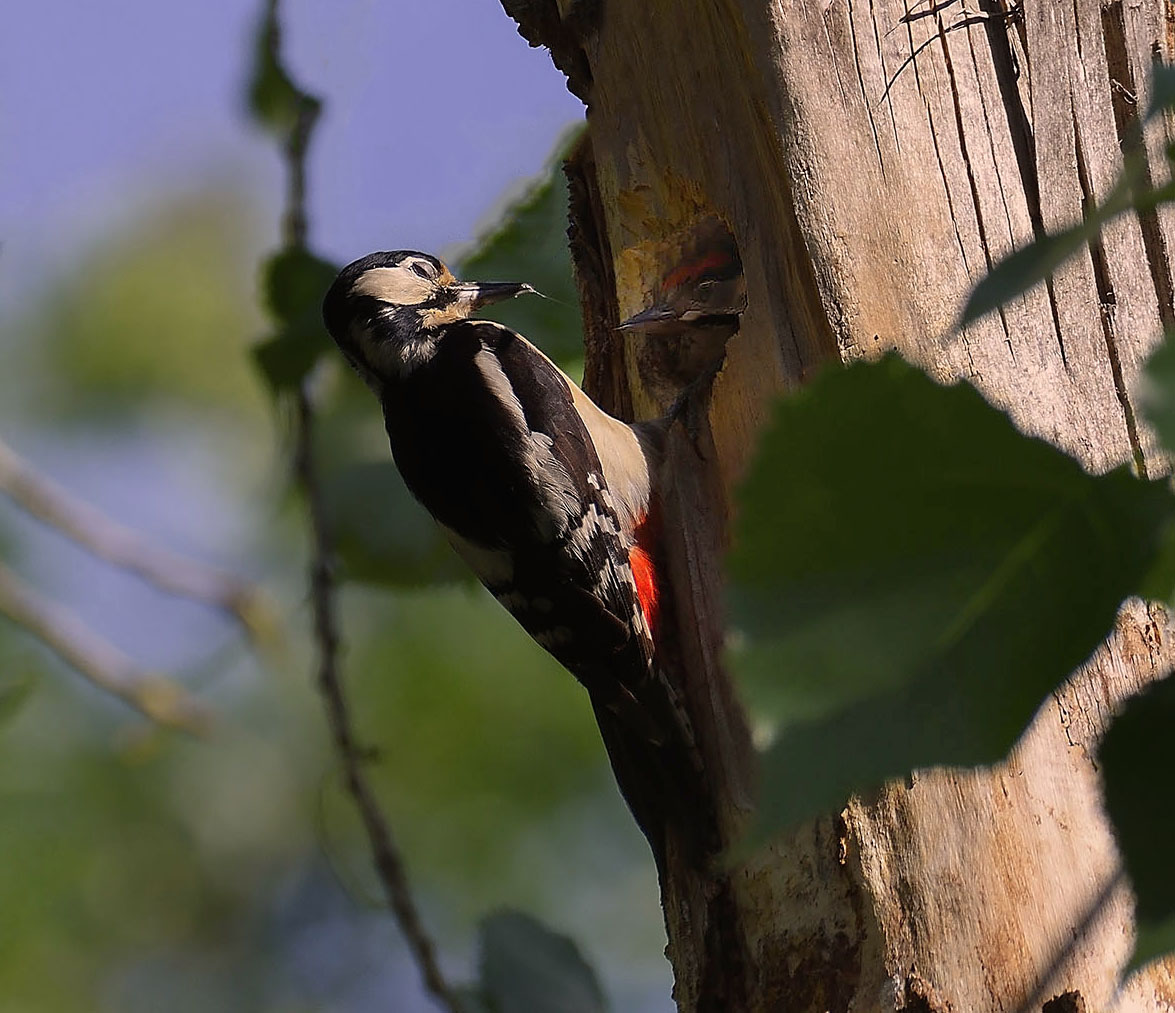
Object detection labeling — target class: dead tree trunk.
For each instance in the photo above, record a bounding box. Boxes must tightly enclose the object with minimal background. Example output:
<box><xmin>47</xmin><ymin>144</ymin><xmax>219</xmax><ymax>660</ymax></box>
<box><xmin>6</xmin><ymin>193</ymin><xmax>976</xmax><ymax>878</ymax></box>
<box><xmin>505</xmin><ymin>0</ymin><xmax>1175</xmax><ymax>1009</ymax></box>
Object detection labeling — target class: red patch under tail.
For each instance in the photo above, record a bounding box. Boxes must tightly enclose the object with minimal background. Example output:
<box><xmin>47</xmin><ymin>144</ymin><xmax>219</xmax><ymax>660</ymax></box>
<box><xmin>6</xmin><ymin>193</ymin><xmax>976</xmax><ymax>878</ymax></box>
<box><xmin>630</xmin><ymin>520</ymin><xmax>660</xmax><ymax>636</ymax></box>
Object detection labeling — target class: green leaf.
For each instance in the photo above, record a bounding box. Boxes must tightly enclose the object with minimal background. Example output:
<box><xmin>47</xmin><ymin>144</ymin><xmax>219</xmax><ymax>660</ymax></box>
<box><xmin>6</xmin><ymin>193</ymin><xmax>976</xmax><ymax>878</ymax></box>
<box><xmin>263</xmin><ymin>248</ymin><xmax>337</xmax><ymax>324</ymax></box>
<box><xmin>1137</xmin><ymin>334</ymin><xmax>1175</xmax><ymax>605</ymax></box>
<box><xmin>246</xmin><ymin>0</ymin><xmax>320</xmax><ymax>137</ymax></box>
<box><xmin>478</xmin><ymin>910</ymin><xmax>606</xmax><ymax>1013</ymax></box>
<box><xmin>251</xmin><ymin>326</ymin><xmax>324</xmax><ymax>393</ymax></box>
<box><xmin>961</xmin><ymin>180</ymin><xmax>1175</xmax><ymax>324</ymax></box>
<box><xmin>457</xmin><ymin>125</ymin><xmax>586</xmax><ymax>364</ymax></box>
<box><xmin>729</xmin><ymin>353</ymin><xmax>1175</xmax><ymax>836</ymax></box>
<box><xmin>960</xmin><ymin>222</ymin><xmax>1092</xmax><ymax>324</ymax></box>
<box><xmin>0</xmin><ymin>668</ymin><xmax>35</xmax><ymax>729</ymax></box>
<box><xmin>1148</xmin><ymin>61</ymin><xmax>1175</xmax><ymax>120</ymax></box>
<box><xmin>252</xmin><ymin>249</ymin><xmax>338</xmax><ymax>393</ymax></box>
<box><xmin>18</xmin><ymin>191</ymin><xmax>268</xmax><ymax>418</ymax></box>
<box><xmin>1141</xmin><ymin>332</ymin><xmax>1175</xmax><ymax>461</ymax></box>
<box><xmin>321</xmin><ymin>460</ymin><xmax>467</xmax><ymax>586</ymax></box>
<box><xmin>1099</xmin><ymin>676</ymin><xmax>1175</xmax><ymax>974</ymax></box>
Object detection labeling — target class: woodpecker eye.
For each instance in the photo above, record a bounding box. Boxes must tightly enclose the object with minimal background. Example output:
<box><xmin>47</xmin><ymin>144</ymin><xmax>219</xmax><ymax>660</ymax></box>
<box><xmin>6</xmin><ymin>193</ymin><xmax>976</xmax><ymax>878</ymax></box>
<box><xmin>410</xmin><ymin>261</ymin><xmax>434</xmax><ymax>280</ymax></box>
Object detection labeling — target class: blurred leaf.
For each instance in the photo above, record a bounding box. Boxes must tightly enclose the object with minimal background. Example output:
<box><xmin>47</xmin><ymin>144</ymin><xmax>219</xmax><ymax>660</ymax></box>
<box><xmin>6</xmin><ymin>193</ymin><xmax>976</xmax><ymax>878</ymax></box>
<box><xmin>247</xmin><ymin>0</ymin><xmax>320</xmax><ymax>137</ymax></box>
<box><xmin>729</xmin><ymin>354</ymin><xmax>1175</xmax><ymax>836</ymax></box>
<box><xmin>458</xmin><ymin>125</ymin><xmax>585</xmax><ymax>364</ymax></box>
<box><xmin>263</xmin><ymin>248</ymin><xmax>337</xmax><ymax>322</ymax></box>
<box><xmin>1141</xmin><ymin>332</ymin><xmax>1175</xmax><ymax>461</ymax></box>
<box><xmin>321</xmin><ymin>460</ymin><xmax>466</xmax><ymax>586</ymax></box>
<box><xmin>478</xmin><ymin>910</ymin><xmax>606</xmax><ymax>1013</ymax></box>
<box><xmin>20</xmin><ymin>192</ymin><xmax>267</xmax><ymax>418</ymax></box>
<box><xmin>251</xmin><ymin>327</ymin><xmax>323</xmax><ymax>394</ymax></box>
<box><xmin>1148</xmin><ymin>61</ymin><xmax>1175</xmax><ymax>120</ymax></box>
<box><xmin>246</xmin><ymin>0</ymin><xmax>328</xmax><ymax>396</ymax></box>
<box><xmin>348</xmin><ymin>583</ymin><xmax>617</xmax><ymax>895</ymax></box>
<box><xmin>961</xmin><ymin>221</ymin><xmax>1092</xmax><ymax>325</ymax></box>
<box><xmin>1099</xmin><ymin>676</ymin><xmax>1175</xmax><ymax>973</ymax></box>
<box><xmin>0</xmin><ymin>668</ymin><xmax>35</xmax><ymax>728</ymax></box>
<box><xmin>252</xmin><ymin>249</ymin><xmax>338</xmax><ymax>393</ymax></box>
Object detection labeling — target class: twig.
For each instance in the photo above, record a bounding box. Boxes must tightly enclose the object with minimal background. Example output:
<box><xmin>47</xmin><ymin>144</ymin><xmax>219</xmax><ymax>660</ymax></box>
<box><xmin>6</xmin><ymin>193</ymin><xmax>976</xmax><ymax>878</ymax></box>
<box><xmin>0</xmin><ymin>436</ymin><xmax>275</xmax><ymax>642</ymax></box>
<box><xmin>293</xmin><ymin>390</ymin><xmax>463</xmax><ymax>1013</ymax></box>
<box><xmin>257</xmin><ymin>2</ymin><xmax>463</xmax><ymax>1009</ymax></box>
<box><xmin>0</xmin><ymin>560</ymin><xmax>212</xmax><ymax>733</ymax></box>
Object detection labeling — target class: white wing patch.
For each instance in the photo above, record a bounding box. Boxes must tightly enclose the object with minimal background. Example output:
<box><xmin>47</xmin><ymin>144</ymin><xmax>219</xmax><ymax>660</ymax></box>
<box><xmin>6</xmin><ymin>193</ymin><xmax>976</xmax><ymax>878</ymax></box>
<box><xmin>473</xmin><ymin>348</ymin><xmax>582</xmax><ymax>539</ymax></box>
<box><xmin>509</xmin><ymin>332</ymin><xmax>652</xmax><ymax>537</ymax></box>
<box><xmin>564</xmin><ymin>500</ymin><xmax>620</xmax><ymax>566</ymax></box>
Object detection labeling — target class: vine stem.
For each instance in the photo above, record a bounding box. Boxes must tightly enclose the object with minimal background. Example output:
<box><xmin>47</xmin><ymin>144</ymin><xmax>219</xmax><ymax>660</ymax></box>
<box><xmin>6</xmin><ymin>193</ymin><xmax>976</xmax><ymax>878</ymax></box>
<box><xmin>292</xmin><ymin>387</ymin><xmax>464</xmax><ymax>1013</ymax></box>
<box><xmin>259</xmin><ymin>0</ymin><xmax>464</xmax><ymax>1005</ymax></box>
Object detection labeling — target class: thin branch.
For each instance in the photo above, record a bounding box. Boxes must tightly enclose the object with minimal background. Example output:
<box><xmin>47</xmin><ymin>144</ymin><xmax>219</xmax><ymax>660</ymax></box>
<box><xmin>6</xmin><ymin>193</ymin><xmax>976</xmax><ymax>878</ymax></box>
<box><xmin>293</xmin><ymin>390</ymin><xmax>464</xmax><ymax>1013</ymax></box>
<box><xmin>0</xmin><ymin>560</ymin><xmax>212</xmax><ymax>733</ymax></box>
<box><xmin>257</xmin><ymin>2</ymin><xmax>463</xmax><ymax>1009</ymax></box>
<box><xmin>0</xmin><ymin>436</ymin><xmax>275</xmax><ymax>642</ymax></box>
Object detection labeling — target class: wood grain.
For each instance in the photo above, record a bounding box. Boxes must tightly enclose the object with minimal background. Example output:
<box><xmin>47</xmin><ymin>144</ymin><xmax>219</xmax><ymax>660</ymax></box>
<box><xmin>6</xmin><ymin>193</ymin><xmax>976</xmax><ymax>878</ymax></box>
<box><xmin>509</xmin><ymin>0</ymin><xmax>1175</xmax><ymax>1007</ymax></box>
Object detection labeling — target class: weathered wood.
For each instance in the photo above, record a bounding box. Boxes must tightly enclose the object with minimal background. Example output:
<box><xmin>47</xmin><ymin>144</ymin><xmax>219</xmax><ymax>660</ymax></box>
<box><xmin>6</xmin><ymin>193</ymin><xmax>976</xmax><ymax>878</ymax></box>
<box><xmin>510</xmin><ymin>0</ymin><xmax>1175</xmax><ymax>1008</ymax></box>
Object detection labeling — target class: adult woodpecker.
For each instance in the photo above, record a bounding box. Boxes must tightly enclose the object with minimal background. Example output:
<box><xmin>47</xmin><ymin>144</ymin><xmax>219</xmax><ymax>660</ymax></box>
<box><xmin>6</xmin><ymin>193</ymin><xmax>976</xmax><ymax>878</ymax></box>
<box><xmin>321</xmin><ymin>250</ymin><xmax>683</xmax><ymax>752</ymax></box>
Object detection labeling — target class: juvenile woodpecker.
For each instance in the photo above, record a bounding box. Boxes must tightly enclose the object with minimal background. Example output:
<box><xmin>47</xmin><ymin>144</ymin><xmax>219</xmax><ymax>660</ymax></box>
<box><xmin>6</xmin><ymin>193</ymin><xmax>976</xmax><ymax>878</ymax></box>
<box><xmin>321</xmin><ymin>251</ymin><xmax>676</xmax><ymax>744</ymax></box>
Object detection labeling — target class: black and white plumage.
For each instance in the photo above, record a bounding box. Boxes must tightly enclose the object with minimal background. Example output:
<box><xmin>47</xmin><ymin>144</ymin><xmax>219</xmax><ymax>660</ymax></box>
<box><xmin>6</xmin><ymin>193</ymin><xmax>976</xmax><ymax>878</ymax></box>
<box><xmin>321</xmin><ymin>251</ymin><xmax>678</xmax><ymax>744</ymax></box>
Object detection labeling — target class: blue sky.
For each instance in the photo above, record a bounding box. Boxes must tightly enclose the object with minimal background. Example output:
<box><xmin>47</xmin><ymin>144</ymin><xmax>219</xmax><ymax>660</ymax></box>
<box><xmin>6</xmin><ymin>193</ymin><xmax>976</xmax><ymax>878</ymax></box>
<box><xmin>0</xmin><ymin>0</ymin><xmax>585</xmax><ymax>302</ymax></box>
<box><xmin>0</xmin><ymin>0</ymin><xmax>586</xmax><ymax>665</ymax></box>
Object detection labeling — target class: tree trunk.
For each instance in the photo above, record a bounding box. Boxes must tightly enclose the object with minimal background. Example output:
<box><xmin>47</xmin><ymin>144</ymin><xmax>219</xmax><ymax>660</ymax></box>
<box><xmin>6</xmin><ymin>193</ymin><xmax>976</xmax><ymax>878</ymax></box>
<box><xmin>505</xmin><ymin>0</ymin><xmax>1175</xmax><ymax>1009</ymax></box>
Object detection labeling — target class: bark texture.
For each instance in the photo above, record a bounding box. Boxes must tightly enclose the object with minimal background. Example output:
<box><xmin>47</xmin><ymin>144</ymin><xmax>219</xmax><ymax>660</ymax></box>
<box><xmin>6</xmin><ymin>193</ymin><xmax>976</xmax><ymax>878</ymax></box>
<box><xmin>508</xmin><ymin>0</ymin><xmax>1175</xmax><ymax>1009</ymax></box>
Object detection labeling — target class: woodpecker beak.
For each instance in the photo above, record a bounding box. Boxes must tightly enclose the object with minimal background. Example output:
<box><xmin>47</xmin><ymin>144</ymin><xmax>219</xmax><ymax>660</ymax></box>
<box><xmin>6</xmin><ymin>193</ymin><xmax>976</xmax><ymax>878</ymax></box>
<box><xmin>455</xmin><ymin>281</ymin><xmax>536</xmax><ymax>309</ymax></box>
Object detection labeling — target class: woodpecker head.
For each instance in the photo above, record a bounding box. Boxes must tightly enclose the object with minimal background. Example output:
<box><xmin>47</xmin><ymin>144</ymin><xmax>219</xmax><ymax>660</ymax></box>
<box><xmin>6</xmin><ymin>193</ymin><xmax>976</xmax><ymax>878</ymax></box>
<box><xmin>322</xmin><ymin>250</ymin><xmax>534</xmax><ymax>385</ymax></box>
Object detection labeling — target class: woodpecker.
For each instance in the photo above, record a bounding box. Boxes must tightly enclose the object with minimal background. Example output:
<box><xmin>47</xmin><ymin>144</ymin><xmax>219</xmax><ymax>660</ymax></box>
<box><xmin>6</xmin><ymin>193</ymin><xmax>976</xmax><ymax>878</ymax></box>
<box><xmin>321</xmin><ymin>251</ymin><xmax>683</xmax><ymax>752</ymax></box>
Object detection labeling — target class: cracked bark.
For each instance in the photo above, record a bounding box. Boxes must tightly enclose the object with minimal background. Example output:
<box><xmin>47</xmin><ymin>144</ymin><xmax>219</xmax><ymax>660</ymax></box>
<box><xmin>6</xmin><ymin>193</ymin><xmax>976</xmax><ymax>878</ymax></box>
<box><xmin>509</xmin><ymin>0</ymin><xmax>1175</xmax><ymax>1009</ymax></box>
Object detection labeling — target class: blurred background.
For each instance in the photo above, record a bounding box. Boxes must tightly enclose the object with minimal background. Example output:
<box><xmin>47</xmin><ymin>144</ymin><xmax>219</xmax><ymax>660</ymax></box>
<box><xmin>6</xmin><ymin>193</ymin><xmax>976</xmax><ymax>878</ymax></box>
<box><xmin>0</xmin><ymin>2</ymin><xmax>674</xmax><ymax>1010</ymax></box>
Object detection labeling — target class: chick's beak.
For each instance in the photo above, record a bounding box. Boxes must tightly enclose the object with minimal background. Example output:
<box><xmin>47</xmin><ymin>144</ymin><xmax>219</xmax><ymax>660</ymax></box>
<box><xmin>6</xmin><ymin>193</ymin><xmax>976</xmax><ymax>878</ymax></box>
<box><xmin>618</xmin><ymin>303</ymin><xmax>680</xmax><ymax>331</ymax></box>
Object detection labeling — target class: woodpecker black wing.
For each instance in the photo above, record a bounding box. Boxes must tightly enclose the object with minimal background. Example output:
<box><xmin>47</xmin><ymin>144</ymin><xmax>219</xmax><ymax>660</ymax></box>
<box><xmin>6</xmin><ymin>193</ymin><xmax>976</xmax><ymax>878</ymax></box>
<box><xmin>481</xmin><ymin>323</ymin><xmax>657</xmax><ymax>672</ymax></box>
<box><xmin>378</xmin><ymin>319</ymin><xmax>657</xmax><ymax>717</ymax></box>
